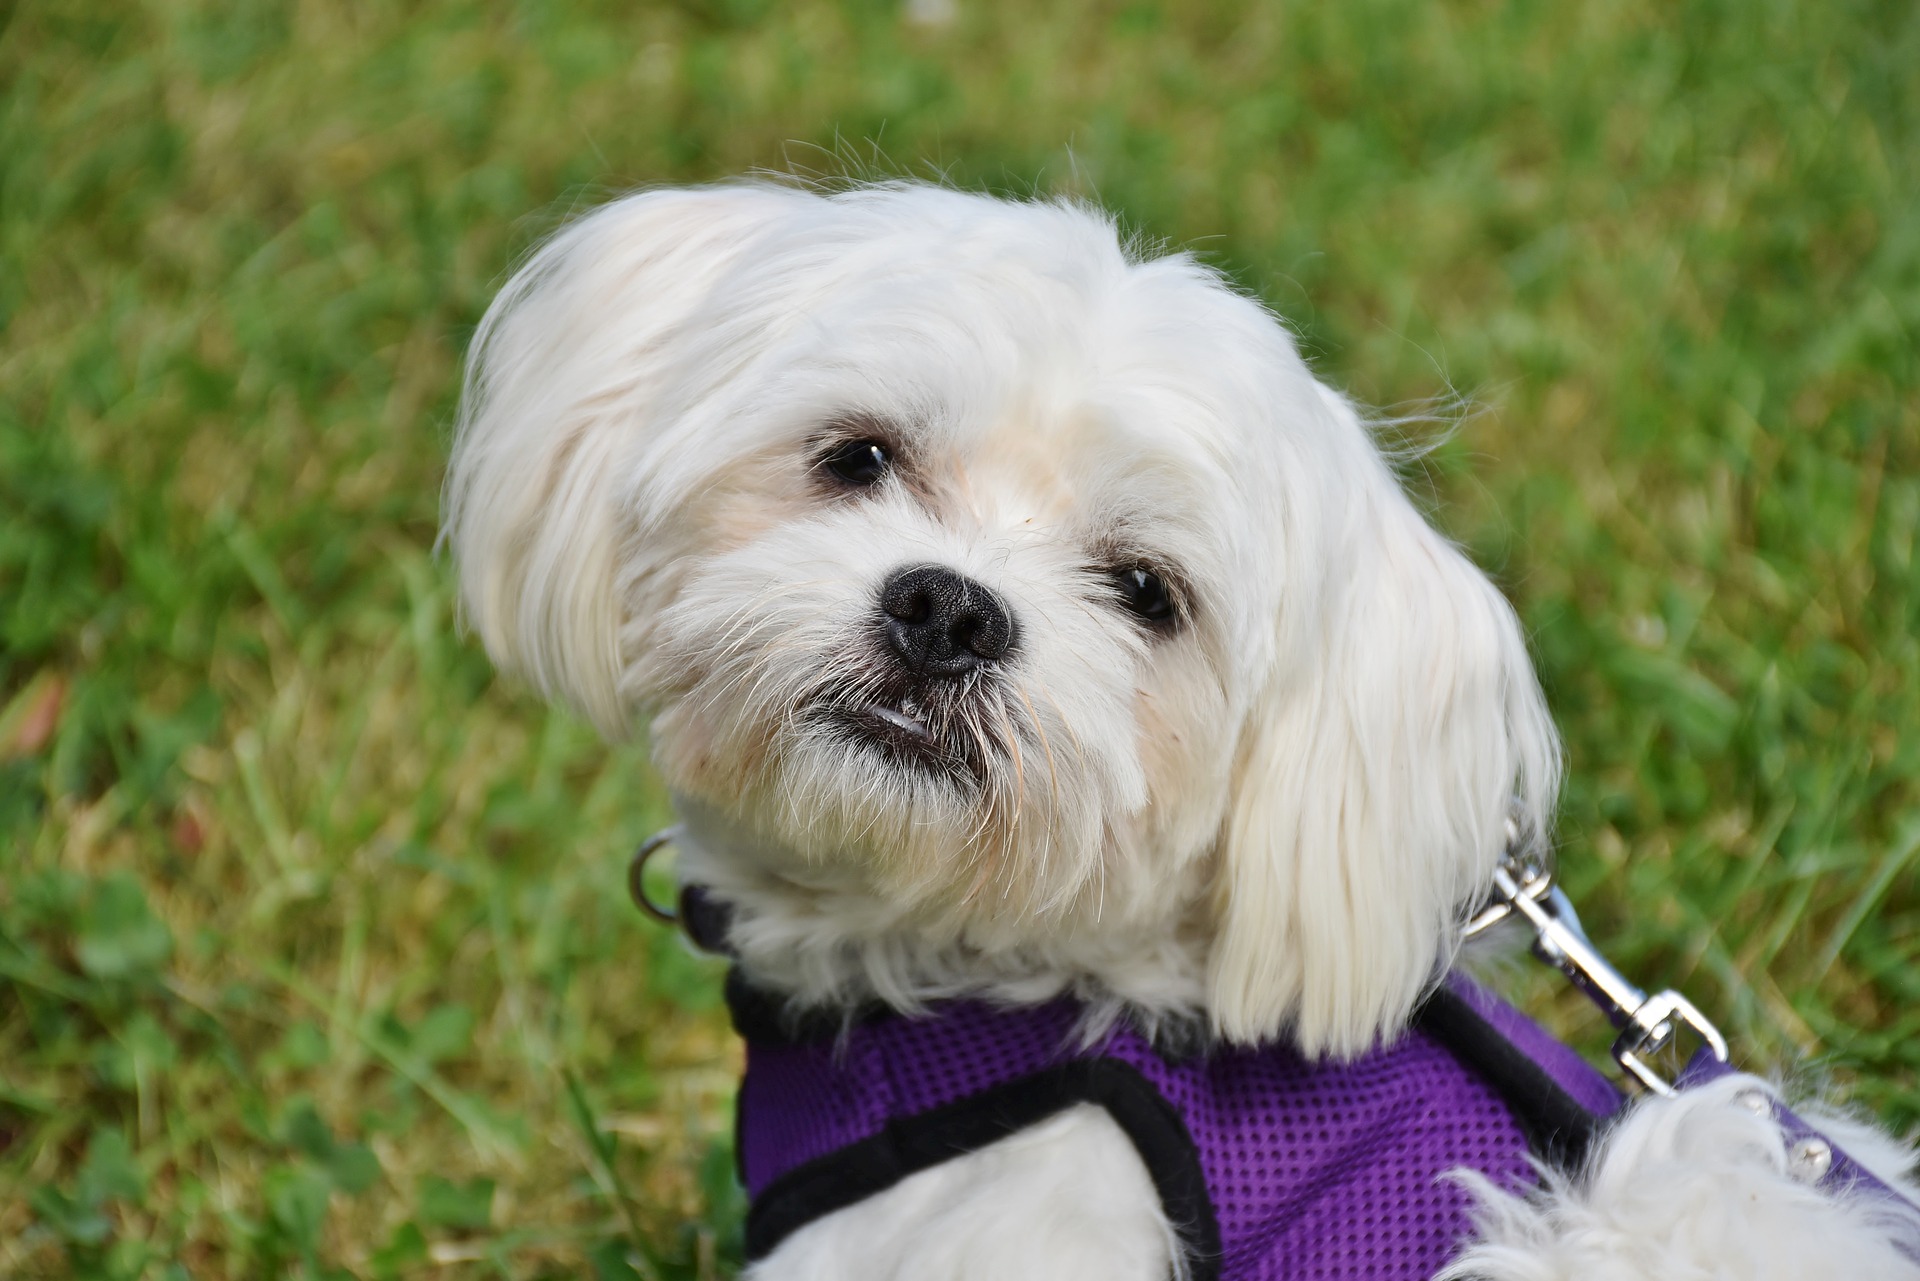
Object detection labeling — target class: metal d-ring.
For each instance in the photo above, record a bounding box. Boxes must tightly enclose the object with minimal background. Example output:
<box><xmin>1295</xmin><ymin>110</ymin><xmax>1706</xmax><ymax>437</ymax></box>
<box><xmin>628</xmin><ymin>826</ymin><xmax>684</xmax><ymax>925</ymax></box>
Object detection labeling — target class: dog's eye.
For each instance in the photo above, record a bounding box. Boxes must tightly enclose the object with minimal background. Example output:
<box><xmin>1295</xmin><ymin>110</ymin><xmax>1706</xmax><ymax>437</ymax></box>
<box><xmin>819</xmin><ymin>439</ymin><xmax>891</xmax><ymax>487</ymax></box>
<box><xmin>1110</xmin><ymin>566</ymin><xmax>1177</xmax><ymax>626</ymax></box>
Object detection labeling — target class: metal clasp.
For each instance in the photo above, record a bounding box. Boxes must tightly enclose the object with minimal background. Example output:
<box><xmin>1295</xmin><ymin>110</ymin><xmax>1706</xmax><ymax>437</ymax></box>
<box><xmin>1462</xmin><ymin>824</ymin><xmax>1553</xmax><ymax>939</ymax></box>
<box><xmin>627</xmin><ymin>826</ymin><xmax>684</xmax><ymax>925</ymax></box>
<box><xmin>1470</xmin><ymin>822</ymin><xmax>1729</xmax><ymax>1096</ymax></box>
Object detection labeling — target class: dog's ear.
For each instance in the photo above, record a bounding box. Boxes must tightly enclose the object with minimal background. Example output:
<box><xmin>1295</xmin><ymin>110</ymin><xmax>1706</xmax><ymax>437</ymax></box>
<box><xmin>443</xmin><ymin>185</ymin><xmax>794</xmax><ymax>737</ymax></box>
<box><xmin>1207</xmin><ymin>393</ymin><xmax>1560</xmax><ymax>1057</ymax></box>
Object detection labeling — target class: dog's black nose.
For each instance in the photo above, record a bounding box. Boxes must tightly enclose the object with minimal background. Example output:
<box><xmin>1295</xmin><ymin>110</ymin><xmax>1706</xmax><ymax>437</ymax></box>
<box><xmin>880</xmin><ymin>565</ymin><xmax>1014</xmax><ymax>677</ymax></box>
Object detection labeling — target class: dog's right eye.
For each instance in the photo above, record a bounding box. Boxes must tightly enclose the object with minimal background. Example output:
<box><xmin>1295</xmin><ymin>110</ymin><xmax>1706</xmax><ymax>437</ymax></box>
<box><xmin>1111</xmin><ymin>565</ymin><xmax>1178</xmax><ymax>627</ymax></box>
<box><xmin>819</xmin><ymin>439</ymin><xmax>891</xmax><ymax>487</ymax></box>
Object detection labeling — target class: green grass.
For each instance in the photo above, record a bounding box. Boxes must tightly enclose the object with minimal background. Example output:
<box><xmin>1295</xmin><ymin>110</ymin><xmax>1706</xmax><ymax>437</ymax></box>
<box><xmin>2</xmin><ymin>0</ymin><xmax>1916</xmax><ymax>1274</ymax></box>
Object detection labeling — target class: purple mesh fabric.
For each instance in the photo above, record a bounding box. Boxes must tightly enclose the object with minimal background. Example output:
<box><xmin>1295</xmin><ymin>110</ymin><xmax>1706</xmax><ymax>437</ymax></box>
<box><xmin>736</xmin><ymin>974</ymin><xmax>1619</xmax><ymax>1279</ymax></box>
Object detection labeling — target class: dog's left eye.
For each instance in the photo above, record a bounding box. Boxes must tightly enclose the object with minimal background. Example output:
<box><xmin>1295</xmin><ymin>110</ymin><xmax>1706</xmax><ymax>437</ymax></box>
<box><xmin>1110</xmin><ymin>566</ymin><xmax>1177</xmax><ymax>626</ymax></box>
<box><xmin>819</xmin><ymin>439</ymin><xmax>891</xmax><ymax>487</ymax></box>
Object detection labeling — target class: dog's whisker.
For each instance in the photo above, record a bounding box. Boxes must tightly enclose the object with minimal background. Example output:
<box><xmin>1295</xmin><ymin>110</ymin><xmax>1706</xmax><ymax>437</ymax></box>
<box><xmin>1033</xmin><ymin>680</ymin><xmax>1088</xmax><ymax>766</ymax></box>
<box><xmin>1010</xmin><ymin>678</ymin><xmax>1061</xmax><ymax>809</ymax></box>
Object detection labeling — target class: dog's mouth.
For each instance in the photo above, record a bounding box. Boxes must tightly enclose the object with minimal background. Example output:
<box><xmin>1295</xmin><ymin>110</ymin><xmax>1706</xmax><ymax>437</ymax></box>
<box><xmin>857</xmin><ymin>701</ymin><xmax>934</xmax><ymax>745</ymax></box>
<box><xmin>848</xmin><ymin>702</ymin><xmax>944</xmax><ymax>760</ymax></box>
<box><xmin>824</xmin><ymin>684</ymin><xmax>991</xmax><ymax>783</ymax></box>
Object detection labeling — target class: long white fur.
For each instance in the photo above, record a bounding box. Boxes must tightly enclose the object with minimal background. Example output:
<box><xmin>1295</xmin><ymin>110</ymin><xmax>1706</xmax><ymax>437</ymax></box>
<box><xmin>445</xmin><ymin>180</ymin><xmax>1920</xmax><ymax>1278</ymax></box>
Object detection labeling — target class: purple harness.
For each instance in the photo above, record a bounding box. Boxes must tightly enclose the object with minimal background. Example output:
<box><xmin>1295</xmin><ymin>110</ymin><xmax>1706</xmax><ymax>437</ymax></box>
<box><xmin>643</xmin><ymin>867</ymin><xmax>1911</xmax><ymax>1277</ymax></box>
<box><xmin>727</xmin><ymin>971</ymin><xmax>1623</xmax><ymax>1279</ymax></box>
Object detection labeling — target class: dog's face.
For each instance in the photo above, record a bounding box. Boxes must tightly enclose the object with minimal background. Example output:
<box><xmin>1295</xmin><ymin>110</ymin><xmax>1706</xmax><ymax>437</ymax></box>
<box><xmin>645</xmin><ymin>389</ymin><xmax>1241</xmax><ymax>925</ymax></box>
<box><xmin>446</xmin><ymin>183</ymin><xmax>1559</xmax><ymax>1054</ymax></box>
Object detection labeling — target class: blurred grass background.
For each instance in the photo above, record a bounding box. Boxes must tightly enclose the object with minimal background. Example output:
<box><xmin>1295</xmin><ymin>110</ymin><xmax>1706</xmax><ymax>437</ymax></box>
<box><xmin>2</xmin><ymin>0</ymin><xmax>1916</xmax><ymax>1275</ymax></box>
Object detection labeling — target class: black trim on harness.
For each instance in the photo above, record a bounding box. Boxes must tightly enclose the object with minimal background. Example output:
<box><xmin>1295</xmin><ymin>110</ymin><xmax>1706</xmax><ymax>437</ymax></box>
<box><xmin>1412</xmin><ymin>985</ymin><xmax>1609</xmax><ymax>1170</ymax></box>
<box><xmin>741</xmin><ymin>1057</ymin><xmax>1223</xmax><ymax>1278</ymax></box>
<box><xmin>722</xmin><ymin>969</ymin><xmax>889</xmax><ymax>1046</ymax></box>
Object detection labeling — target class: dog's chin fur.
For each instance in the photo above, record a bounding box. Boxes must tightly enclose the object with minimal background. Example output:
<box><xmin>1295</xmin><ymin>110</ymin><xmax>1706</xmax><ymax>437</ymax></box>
<box><xmin>445</xmin><ymin>179</ymin><xmax>1920</xmax><ymax>1278</ymax></box>
<box><xmin>671</xmin><ymin>795</ymin><xmax>1216</xmax><ymax>1043</ymax></box>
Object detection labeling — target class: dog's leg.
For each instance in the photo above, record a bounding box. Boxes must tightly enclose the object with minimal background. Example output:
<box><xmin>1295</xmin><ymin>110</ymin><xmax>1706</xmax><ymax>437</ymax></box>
<box><xmin>743</xmin><ymin>1102</ymin><xmax>1180</xmax><ymax>1281</ymax></box>
<box><xmin>1442</xmin><ymin>1073</ymin><xmax>1920</xmax><ymax>1281</ymax></box>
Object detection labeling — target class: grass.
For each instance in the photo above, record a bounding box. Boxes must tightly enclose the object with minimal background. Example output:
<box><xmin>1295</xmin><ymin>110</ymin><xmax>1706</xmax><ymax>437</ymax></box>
<box><xmin>1</xmin><ymin>0</ymin><xmax>1915</xmax><ymax>1274</ymax></box>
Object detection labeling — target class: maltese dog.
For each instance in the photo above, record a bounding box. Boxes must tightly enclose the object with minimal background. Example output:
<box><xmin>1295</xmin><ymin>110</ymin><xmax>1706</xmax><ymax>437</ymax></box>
<box><xmin>444</xmin><ymin>181</ymin><xmax>1920</xmax><ymax>1280</ymax></box>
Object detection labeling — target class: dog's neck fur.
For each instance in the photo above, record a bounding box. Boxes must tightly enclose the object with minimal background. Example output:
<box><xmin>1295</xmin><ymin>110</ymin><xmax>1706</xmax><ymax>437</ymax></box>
<box><xmin>672</xmin><ymin>797</ymin><xmax>1216</xmax><ymax>1037</ymax></box>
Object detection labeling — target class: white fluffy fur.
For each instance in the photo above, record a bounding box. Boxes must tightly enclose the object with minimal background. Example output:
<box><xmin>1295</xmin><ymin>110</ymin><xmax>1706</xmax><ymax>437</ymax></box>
<box><xmin>445</xmin><ymin>180</ymin><xmax>1920</xmax><ymax>1278</ymax></box>
<box><xmin>746</xmin><ymin>1104</ymin><xmax>1181</xmax><ymax>1281</ymax></box>
<box><xmin>1445</xmin><ymin>1073</ymin><xmax>1920</xmax><ymax>1281</ymax></box>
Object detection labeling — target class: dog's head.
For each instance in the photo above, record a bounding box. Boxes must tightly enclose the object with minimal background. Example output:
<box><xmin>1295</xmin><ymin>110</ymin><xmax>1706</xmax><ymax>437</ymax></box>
<box><xmin>444</xmin><ymin>182</ymin><xmax>1558</xmax><ymax>1055</ymax></box>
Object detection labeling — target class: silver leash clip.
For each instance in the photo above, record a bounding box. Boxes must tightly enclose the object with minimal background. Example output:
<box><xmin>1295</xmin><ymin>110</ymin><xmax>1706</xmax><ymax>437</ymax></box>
<box><xmin>1467</xmin><ymin>818</ymin><xmax>1729</xmax><ymax>1096</ymax></box>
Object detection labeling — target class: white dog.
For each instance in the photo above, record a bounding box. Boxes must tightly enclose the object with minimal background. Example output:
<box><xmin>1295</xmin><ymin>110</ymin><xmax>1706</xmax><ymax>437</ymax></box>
<box><xmin>444</xmin><ymin>181</ymin><xmax>1920</xmax><ymax>1280</ymax></box>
